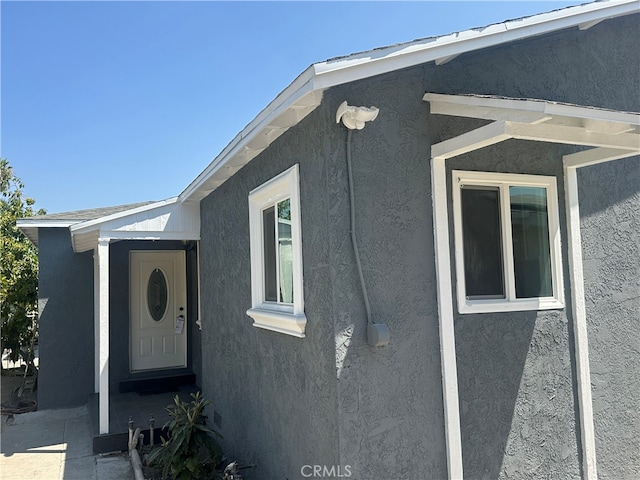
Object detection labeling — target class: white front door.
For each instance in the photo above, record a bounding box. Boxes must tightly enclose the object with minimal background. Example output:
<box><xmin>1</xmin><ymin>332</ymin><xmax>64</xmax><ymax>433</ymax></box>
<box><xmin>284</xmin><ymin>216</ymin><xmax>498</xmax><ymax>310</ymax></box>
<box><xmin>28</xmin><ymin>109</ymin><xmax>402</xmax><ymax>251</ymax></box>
<box><xmin>130</xmin><ymin>250</ymin><xmax>187</xmax><ymax>372</ymax></box>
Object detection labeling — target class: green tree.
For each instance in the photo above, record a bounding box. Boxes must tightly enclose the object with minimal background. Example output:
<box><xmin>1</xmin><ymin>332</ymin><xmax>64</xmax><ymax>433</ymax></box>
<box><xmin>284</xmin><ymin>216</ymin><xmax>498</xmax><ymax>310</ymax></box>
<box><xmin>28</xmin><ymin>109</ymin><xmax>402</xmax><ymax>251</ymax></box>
<box><xmin>1</xmin><ymin>159</ymin><xmax>45</xmax><ymax>372</ymax></box>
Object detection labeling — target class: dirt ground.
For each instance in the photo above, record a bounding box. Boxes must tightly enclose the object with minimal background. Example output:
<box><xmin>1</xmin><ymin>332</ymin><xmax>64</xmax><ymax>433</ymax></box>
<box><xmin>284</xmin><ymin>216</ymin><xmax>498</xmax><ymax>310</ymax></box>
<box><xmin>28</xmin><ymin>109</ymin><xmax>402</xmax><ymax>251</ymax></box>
<box><xmin>1</xmin><ymin>367</ymin><xmax>38</xmax><ymax>416</ymax></box>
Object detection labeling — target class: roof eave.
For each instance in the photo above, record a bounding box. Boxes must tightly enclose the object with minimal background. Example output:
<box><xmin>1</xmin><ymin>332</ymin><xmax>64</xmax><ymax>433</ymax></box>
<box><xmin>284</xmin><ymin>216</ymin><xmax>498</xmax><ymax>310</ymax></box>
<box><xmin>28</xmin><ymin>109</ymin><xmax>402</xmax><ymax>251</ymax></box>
<box><xmin>69</xmin><ymin>197</ymin><xmax>179</xmax><ymax>236</ymax></box>
<box><xmin>16</xmin><ymin>219</ymin><xmax>78</xmax><ymax>247</ymax></box>
<box><xmin>178</xmin><ymin>0</ymin><xmax>638</xmax><ymax>204</ymax></box>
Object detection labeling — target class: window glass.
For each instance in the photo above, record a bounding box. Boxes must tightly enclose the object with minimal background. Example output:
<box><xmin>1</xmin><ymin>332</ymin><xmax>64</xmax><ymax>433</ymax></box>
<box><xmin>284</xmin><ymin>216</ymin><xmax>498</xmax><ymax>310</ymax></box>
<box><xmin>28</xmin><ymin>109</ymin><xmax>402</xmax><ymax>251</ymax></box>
<box><xmin>277</xmin><ymin>199</ymin><xmax>293</xmax><ymax>303</ymax></box>
<box><xmin>147</xmin><ymin>268</ymin><xmax>168</xmax><ymax>322</ymax></box>
<box><xmin>263</xmin><ymin>206</ymin><xmax>277</xmax><ymax>302</ymax></box>
<box><xmin>247</xmin><ymin>164</ymin><xmax>306</xmax><ymax>337</ymax></box>
<box><xmin>262</xmin><ymin>199</ymin><xmax>293</xmax><ymax>304</ymax></box>
<box><xmin>510</xmin><ymin>186</ymin><xmax>553</xmax><ymax>298</ymax></box>
<box><xmin>461</xmin><ymin>187</ymin><xmax>505</xmax><ymax>299</ymax></box>
<box><xmin>452</xmin><ymin>170</ymin><xmax>563</xmax><ymax>314</ymax></box>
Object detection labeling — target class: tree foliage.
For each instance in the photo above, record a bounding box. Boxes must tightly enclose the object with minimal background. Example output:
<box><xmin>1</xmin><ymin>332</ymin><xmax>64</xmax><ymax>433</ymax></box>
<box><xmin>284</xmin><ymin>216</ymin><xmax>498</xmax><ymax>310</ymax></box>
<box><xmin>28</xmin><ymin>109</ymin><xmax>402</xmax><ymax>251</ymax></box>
<box><xmin>1</xmin><ymin>159</ymin><xmax>45</xmax><ymax>369</ymax></box>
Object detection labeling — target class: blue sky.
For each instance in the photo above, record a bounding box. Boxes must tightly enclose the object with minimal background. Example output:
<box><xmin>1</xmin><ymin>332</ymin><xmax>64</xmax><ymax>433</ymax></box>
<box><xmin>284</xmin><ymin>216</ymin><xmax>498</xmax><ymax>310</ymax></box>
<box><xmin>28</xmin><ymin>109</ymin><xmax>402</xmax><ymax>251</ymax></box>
<box><xmin>2</xmin><ymin>1</ymin><xmax>585</xmax><ymax>214</ymax></box>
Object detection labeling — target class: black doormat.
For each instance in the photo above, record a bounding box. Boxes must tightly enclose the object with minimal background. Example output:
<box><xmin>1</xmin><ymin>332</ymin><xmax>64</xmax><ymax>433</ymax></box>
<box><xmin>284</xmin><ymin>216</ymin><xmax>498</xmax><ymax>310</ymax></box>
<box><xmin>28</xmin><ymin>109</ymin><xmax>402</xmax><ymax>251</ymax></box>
<box><xmin>136</xmin><ymin>386</ymin><xmax>179</xmax><ymax>396</ymax></box>
<box><xmin>119</xmin><ymin>373</ymin><xmax>196</xmax><ymax>394</ymax></box>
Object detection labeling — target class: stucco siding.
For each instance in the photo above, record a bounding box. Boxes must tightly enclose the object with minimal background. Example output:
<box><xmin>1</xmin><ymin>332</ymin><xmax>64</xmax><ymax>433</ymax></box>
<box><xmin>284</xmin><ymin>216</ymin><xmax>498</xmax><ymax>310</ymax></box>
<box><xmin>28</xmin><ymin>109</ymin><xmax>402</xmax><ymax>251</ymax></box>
<box><xmin>325</xmin><ymin>74</ymin><xmax>448</xmax><ymax>479</ymax></box>
<box><xmin>578</xmin><ymin>157</ymin><xmax>640</xmax><ymax>479</ymax></box>
<box><xmin>197</xmin><ymin>12</ymin><xmax>638</xmax><ymax>480</ymax></box>
<box><xmin>199</xmin><ymin>112</ymin><xmax>340</xmax><ymax>479</ymax></box>
<box><xmin>445</xmin><ymin>143</ymin><xmax>580</xmax><ymax>479</ymax></box>
<box><xmin>37</xmin><ymin>228</ymin><xmax>94</xmax><ymax>409</ymax></box>
<box><xmin>427</xmin><ymin>13</ymin><xmax>639</xmax><ymax>111</ymax></box>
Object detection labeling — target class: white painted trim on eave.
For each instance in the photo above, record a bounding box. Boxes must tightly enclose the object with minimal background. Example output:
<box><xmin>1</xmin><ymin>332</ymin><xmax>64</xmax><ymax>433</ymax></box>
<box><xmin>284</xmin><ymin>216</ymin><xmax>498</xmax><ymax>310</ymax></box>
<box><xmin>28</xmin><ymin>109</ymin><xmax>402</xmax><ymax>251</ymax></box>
<box><xmin>97</xmin><ymin>230</ymin><xmax>200</xmax><ymax>241</ymax></box>
<box><xmin>16</xmin><ymin>219</ymin><xmax>77</xmax><ymax>229</ymax></box>
<box><xmin>431</xmin><ymin>120</ymin><xmax>640</xmax><ymax>160</ymax></box>
<box><xmin>179</xmin><ymin>70</ymin><xmax>320</xmax><ymax>203</ymax></box>
<box><xmin>563</xmin><ymin>162</ymin><xmax>598</xmax><ymax>480</ymax></box>
<box><xmin>311</xmin><ymin>0</ymin><xmax>637</xmax><ymax>88</ymax></box>
<box><xmin>70</xmin><ymin>198</ymin><xmax>180</xmax><ymax>235</ymax></box>
<box><xmin>563</xmin><ymin>147</ymin><xmax>639</xmax><ymax>168</ymax></box>
<box><xmin>179</xmin><ymin>0</ymin><xmax>638</xmax><ymax>204</ymax></box>
<box><xmin>424</xmin><ymin>92</ymin><xmax>640</xmax><ymax>126</ymax></box>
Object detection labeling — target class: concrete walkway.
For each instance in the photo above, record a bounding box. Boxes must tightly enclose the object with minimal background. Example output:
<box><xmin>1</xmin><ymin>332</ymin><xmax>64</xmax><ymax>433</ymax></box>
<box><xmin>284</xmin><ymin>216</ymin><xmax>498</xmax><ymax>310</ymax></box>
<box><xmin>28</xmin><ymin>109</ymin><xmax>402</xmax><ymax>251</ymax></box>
<box><xmin>1</xmin><ymin>405</ymin><xmax>133</xmax><ymax>480</ymax></box>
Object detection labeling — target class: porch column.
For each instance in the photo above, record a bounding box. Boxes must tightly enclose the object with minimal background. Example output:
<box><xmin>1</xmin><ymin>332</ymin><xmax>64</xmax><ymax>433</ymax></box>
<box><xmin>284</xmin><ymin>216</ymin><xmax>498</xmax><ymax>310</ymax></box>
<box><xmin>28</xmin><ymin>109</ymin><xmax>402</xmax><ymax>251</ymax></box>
<box><xmin>96</xmin><ymin>238</ymin><xmax>110</xmax><ymax>434</ymax></box>
<box><xmin>431</xmin><ymin>156</ymin><xmax>464</xmax><ymax>480</ymax></box>
<box><xmin>563</xmin><ymin>163</ymin><xmax>598</xmax><ymax>480</ymax></box>
<box><xmin>93</xmin><ymin>250</ymin><xmax>100</xmax><ymax>393</ymax></box>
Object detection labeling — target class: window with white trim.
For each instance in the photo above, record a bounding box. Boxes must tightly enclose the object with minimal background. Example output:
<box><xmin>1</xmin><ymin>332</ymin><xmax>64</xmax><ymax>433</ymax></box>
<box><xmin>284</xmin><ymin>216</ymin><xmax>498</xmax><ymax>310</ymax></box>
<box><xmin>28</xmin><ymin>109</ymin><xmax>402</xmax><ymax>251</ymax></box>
<box><xmin>452</xmin><ymin>170</ymin><xmax>564</xmax><ymax>314</ymax></box>
<box><xmin>247</xmin><ymin>165</ymin><xmax>306</xmax><ymax>337</ymax></box>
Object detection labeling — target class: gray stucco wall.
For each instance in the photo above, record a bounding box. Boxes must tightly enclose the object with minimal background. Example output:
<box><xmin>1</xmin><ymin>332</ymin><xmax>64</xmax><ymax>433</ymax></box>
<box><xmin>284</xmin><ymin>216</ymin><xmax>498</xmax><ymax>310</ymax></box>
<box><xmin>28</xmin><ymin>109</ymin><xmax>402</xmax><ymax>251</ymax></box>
<box><xmin>197</xmin><ymin>12</ymin><xmax>638</xmax><ymax>480</ymax></box>
<box><xmin>199</xmin><ymin>115</ymin><xmax>342</xmax><ymax>479</ymax></box>
<box><xmin>199</xmin><ymin>60</ymin><xmax>448</xmax><ymax>480</ymax></box>
<box><xmin>578</xmin><ymin>157</ymin><xmax>640</xmax><ymax>479</ymax></box>
<box><xmin>326</xmin><ymin>77</ymin><xmax>448</xmax><ymax>478</ymax></box>
<box><xmin>444</xmin><ymin>142</ymin><xmax>580</xmax><ymax>479</ymax></box>
<box><xmin>37</xmin><ymin>228</ymin><xmax>94</xmax><ymax>409</ymax></box>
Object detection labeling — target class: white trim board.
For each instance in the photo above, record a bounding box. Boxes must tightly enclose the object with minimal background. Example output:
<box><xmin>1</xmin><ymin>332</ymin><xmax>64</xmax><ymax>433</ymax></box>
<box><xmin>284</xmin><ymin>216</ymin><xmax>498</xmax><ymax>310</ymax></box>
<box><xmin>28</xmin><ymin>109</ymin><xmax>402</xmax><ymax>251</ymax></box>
<box><xmin>431</xmin><ymin>157</ymin><xmax>464</xmax><ymax>480</ymax></box>
<box><xmin>426</xmin><ymin>95</ymin><xmax>640</xmax><ymax>161</ymax></box>
<box><xmin>563</xmin><ymin>162</ymin><xmax>598</xmax><ymax>480</ymax></box>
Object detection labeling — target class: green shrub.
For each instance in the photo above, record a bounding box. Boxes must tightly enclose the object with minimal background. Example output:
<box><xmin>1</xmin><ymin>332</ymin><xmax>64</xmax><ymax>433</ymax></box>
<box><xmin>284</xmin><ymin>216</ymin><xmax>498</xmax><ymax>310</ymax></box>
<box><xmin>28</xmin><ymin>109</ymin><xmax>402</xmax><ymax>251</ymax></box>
<box><xmin>147</xmin><ymin>391</ymin><xmax>223</xmax><ymax>480</ymax></box>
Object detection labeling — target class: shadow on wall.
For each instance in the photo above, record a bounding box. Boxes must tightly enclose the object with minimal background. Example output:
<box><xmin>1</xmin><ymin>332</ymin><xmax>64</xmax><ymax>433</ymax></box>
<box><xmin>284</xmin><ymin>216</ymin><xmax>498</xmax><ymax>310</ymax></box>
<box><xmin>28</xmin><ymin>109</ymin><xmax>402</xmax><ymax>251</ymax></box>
<box><xmin>455</xmin><ymin>312</ymin><xmax>537</xmax><ymax>479</ymax></box>
<box><xmin>577</xmin><ymin>156</ymin><xmax>639</xmax><ymax>218</ymax></box>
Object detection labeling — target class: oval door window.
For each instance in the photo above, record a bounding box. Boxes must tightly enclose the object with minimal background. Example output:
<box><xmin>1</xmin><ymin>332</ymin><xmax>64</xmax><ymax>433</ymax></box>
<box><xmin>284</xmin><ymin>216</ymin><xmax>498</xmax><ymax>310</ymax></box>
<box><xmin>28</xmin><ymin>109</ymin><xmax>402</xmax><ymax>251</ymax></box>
<box><xmin>147</xmin><ymin>268</ymin><xmax>168</xmax><ymax>322</ymax></box>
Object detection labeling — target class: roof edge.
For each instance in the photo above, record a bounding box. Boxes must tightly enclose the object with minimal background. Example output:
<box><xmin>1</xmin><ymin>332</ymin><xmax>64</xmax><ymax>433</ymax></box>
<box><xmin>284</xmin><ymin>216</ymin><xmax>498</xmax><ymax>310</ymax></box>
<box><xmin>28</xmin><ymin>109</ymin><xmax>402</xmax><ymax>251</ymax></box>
<box><xmin>178</xmin><ymin>0</ymin><xmax>638</xmax><ymax>204</ymax></box>
<box><xmin>69</xmin><ymin>197</ymin><xmax>180</xmax><ymax>235</ymax></box>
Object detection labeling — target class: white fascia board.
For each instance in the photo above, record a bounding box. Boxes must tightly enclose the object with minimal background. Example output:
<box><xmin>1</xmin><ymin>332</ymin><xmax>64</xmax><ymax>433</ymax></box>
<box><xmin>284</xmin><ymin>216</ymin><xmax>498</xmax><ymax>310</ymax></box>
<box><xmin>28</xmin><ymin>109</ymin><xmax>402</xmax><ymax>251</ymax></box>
<box><xmin>179</xmin><ymin>68</ymin><xmax>320</xmax><ymax>203</ymax></box>
<box><xmin>69</xmin><ymin>197</ymin><xmax>179</xmax><ymax>236</ymax></box>
<box><xmin>98</xmin><ymin>230</ymin><xmax>200</xmax><ymax>241</ymax></box>
<box><xmin>16</xmin><ymin>218</ymin><xmax>77</xmax><ymax>229</ymax></box>
<box><xmin>425</xmin><ymin>93</ymin><xmax>640</xmax><ymax>126</ymax></box>
<box><xmin>17</xmin><ymin>219</ymin><xmax>78</xmax><ymax>247</ymax></box>
<box><xmin>431</xmin><ymin>121</ymin><xmax>511</xmax><ymax>159</ymax></box>
<box><xmin>431</xmin><ymin>120</ymin><xmax>640</xmax><ymax>160</ymax></box>
<box><xmin>563</xmin><ymin>148</ymin><xmax>639</xmax><ymax>168</ymax></box>
<box><xmin>312</xmin><ymin>0</ymin><xmax>638</xmax><ymax>89</ymax></box>
<box><xmin>506</xmin><ymin>122</ymin><xmax>640</xmax><ymax>150</ymax></box>
<box><xmin>179</xmin><ymin>0</ymin><xmax>637</xmax><ymax>204</ymax></box>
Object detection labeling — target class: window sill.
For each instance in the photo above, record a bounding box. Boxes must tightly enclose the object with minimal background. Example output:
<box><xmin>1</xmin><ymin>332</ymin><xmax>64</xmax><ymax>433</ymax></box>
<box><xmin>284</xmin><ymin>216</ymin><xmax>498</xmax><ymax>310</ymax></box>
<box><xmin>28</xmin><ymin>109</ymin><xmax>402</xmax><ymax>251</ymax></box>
<box><xmin>246</xmin><ymin>307</ymin><xmax>307</xmax><ymax>338</ymax></box>
<box><xmin>459</xmin><ymin>297</ymin><xmax>564</xmax><ymax>314</ymax></box>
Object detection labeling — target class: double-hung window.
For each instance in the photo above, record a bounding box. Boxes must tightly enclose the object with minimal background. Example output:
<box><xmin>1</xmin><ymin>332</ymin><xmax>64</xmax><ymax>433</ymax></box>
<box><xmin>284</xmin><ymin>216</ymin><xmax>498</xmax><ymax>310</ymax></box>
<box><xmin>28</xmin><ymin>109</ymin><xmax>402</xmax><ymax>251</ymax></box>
<box><xmin>452</xmin><ymin>170</ymin><xmax>564</xmax><ymax>313</ymax></box>
<box><xmin>247</xmin><ymin>165</ymin><xmax>306</xmax><ymax>337</ymax></box>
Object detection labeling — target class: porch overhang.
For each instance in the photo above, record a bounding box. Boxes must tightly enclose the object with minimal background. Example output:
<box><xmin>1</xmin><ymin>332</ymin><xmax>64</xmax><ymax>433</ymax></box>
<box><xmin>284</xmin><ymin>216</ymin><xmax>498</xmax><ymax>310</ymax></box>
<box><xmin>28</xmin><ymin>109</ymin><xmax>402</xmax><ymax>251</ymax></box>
<box><xmin>66</xmin><ymin>198</ymin><xmax>200</xmax><ymax>434</ymax></box>
<box><xmin>424</xmin><ymin>93</ymin><xmax>639</xmax><ymax>480</ymax></box>
<box><xmin>424</xmin><ymin>93</ymin><xmax>640</xmax><ymax>162</ymax></box>
<box><xmin>69</xmin><ymin>197</ymin><xmax>200</xmax><ymax>252</ymax></box>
